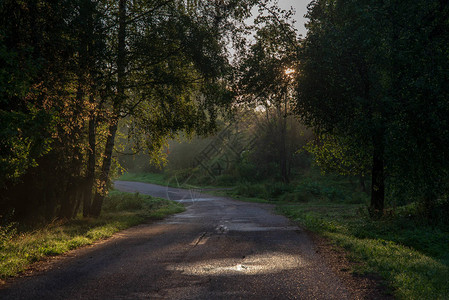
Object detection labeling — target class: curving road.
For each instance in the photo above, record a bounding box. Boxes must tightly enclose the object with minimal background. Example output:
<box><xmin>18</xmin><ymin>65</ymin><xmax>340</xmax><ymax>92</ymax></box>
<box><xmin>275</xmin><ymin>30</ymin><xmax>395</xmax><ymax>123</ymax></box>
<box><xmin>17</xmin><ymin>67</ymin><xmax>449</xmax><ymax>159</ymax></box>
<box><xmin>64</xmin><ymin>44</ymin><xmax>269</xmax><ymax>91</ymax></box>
<box><xmin>1</xmin><ymin>181</ymin><xmax>363</xmax><ymax>299</ymax></box>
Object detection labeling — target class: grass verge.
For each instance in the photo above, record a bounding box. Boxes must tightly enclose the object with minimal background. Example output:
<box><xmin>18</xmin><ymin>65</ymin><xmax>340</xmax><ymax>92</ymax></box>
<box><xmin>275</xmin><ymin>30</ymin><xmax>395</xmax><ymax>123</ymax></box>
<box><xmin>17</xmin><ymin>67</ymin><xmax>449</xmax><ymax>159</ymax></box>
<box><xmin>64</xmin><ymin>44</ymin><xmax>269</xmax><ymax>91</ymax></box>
<box><xmin>117</xmin><ymin>172</ymin><xmax>169</xmax><ymax>186</ymax></box>
<box><xmin>277</xmin><ymin>202</ymin><xmax>449</xmax><ymax>300</ymax></box>
<box><xmin>117</xmin><ymin>171</ymin><xmax>235</xmax><ymax>190</ymax></box>
<box><xmin>0</xmin><ymin>191</ymin><xmax>184</xmax><ymax>280</ymax></box>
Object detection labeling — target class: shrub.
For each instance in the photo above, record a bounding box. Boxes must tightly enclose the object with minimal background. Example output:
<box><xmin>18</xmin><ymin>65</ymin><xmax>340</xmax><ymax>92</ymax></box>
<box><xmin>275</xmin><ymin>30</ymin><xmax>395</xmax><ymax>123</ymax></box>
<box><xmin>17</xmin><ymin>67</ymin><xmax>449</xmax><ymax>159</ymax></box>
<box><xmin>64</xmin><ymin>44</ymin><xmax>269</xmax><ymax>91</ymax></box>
<box><xmin>0</xmin><ymin>222</ymin><xmax>17</xmax><ymax>250</ymax></box>
<box><xmin>348</xmin><ymin>191</ymin><xmax>369</xmax><ymax>204</ymax></box>
<box><xmin>293</xmin><ymin>179</ymin><xmax>348</xmax><ymax>202</ymax></box>
<box><xmin>265</xmin><ymin>182</ymin><xmax>293</xmax><ymax>198</ymax></box>
<box><xmin>234</xmin><ymin>183</ymin><xmax>267</xmax><ymax>198</ymax></box>
<box><xmin>103</xmin><ymin>192</ymin><xmax>145</xmax><ymax>212</ymax></box>
<box><xmin>280</xmin><ymin>192</ymin><xmax>312</xmax><ymax>202</ymax></box>
<box><xmin>215</xmin><ymin>174</ymin><xmax>237</xmax><ymax>186</ymax></box>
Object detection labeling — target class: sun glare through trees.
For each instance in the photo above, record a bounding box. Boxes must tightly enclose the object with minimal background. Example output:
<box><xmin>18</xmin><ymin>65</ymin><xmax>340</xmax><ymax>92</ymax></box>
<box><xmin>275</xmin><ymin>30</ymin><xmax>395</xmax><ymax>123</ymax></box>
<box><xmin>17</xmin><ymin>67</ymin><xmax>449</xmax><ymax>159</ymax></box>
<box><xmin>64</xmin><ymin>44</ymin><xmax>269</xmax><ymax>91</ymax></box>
<box><xmin>1</xmin><ymin>0</ymin><xmax>448</xmax><ymax>298</ymax></box>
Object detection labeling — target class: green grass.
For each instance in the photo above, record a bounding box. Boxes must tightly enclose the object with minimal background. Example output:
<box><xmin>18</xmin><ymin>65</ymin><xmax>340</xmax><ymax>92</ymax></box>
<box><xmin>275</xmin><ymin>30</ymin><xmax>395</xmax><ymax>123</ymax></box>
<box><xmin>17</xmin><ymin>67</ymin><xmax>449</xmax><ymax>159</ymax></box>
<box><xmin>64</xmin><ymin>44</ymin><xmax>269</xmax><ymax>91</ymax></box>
<box><xmin>117</xmin><ymin>172</ymin><xmax>169</xmax><ymax>186</ymax></box>
<box><xmin>277</xmin><ymin>202</ymin><xmax>449</xmax><ymax>300</ymax></box>
<box><xmin>220</xmin><ymin>173</ymin><xmax>449</xmax><ymax>299</ymax></box>
<box><xmin>117</xmin><ymin>171</ymin><xmax>231</xmax><ymax>190</ymax></box>
<box><xmin>0</xmin><ymin>191</ymin><xmax>184</xmax><ymax>280</ymax></box>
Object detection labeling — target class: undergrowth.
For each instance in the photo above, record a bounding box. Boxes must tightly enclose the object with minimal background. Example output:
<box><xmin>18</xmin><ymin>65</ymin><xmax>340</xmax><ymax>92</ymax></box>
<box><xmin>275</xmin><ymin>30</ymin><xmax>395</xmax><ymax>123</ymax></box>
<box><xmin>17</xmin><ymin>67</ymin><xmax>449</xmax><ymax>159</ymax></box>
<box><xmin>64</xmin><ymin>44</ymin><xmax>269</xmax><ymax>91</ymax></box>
<box><xmin>117</xmin><ymin>173</ymin><xmax>168</xmax><ymax>186</ymax></box>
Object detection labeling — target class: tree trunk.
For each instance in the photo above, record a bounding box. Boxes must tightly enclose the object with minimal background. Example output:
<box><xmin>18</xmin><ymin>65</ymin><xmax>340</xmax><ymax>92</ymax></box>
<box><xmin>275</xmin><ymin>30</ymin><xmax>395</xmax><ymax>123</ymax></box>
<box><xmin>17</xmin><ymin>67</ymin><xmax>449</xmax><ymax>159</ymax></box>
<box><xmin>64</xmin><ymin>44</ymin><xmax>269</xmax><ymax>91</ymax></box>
<box><xmin>370</xmin><ymin>132</ymin><xmax>385</xmax><ymax>215</ymax></box>
<box><xmin>59</xmin><ymin>182</ymin><xmax>76</xmax><ymax>220</ymax></box>
<box><xmin>280</xmin><ymin>125</ymin><xmax>289</xmax><ymax>183</ymax></box>
<box><xmin>360</xmin><ymin>175</ymin><xmax>367</xmax><ymax>193</ymax></box>
<box><xmin>73</xmin><ymin>188</ymin><xmax>83</xmax><ymax>219</ymax></box>
<box><xmin>279</xmin><ymin>95</ymin><xmax>289</xmax><ymax>183</ymax></box>
<box><xmin>83</xmin><ymin>95</ymin><xmax>96</xmax><ymax>217</ymax></box>
<box><xmin>90</xmin><ymin>0</ymin><xmax>127</xmax><ymax>217</ymax></box>
<box><xmin>90</xmin><ymin>120</ymin><xmax>118</xmax><ymax>217</ymax></box>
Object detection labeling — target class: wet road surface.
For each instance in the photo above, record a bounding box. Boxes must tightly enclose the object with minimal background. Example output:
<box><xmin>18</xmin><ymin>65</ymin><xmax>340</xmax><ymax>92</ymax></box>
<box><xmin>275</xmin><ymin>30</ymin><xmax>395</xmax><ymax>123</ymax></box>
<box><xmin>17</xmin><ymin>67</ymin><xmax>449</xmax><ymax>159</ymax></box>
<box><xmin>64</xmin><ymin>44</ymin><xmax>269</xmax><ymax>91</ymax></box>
<box><xmin>1</xmin><ymin>181</ymin><xmax>356</xmax><ymax>299</ymax></box>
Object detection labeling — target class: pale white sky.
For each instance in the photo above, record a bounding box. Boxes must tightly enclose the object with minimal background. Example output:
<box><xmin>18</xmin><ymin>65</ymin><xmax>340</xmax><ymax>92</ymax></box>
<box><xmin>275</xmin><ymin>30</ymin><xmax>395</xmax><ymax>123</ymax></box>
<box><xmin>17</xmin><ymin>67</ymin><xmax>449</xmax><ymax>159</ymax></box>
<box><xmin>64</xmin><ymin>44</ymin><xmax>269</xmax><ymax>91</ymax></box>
<box><xmin>229</xmin><ymin>1</ymin><xmax>312</xmax><ymax>60</ymax></box>
<box><xmin>277</xmin><ymin>0</ymin><xmax>312</xmax><ymax>36</ymax></box>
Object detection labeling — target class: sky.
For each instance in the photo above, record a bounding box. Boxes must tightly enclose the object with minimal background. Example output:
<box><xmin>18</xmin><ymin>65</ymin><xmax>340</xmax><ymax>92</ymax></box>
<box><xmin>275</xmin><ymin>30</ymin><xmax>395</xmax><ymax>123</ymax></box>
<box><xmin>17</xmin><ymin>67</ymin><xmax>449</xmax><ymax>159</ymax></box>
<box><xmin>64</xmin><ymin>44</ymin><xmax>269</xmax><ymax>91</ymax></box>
<box><xmin>277</xmin><ymin>0</ymin><xmax>312</xmax><ymax>37</ymax></box>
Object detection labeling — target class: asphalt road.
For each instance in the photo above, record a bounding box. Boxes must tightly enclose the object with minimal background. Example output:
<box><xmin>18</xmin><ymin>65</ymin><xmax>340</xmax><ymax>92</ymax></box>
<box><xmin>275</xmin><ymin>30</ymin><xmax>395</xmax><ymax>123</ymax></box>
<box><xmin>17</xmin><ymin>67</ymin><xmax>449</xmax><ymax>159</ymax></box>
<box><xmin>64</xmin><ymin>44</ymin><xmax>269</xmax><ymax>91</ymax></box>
<box><xmin>1</xmin><ymin>181</ymin><xmax>358</xmax><ymax>299</ymax></box>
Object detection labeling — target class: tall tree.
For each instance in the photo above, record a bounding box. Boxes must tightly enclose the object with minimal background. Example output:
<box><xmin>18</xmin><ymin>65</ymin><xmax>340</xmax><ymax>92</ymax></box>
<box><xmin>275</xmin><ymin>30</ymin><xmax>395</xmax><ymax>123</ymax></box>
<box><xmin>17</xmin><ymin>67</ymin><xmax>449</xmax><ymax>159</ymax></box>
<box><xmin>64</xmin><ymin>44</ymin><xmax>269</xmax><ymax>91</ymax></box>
<box><xmin>296</xmin><ymin>0</ymin><xmax>449</xmax><ymax>215</ymax></box>
<box><xmin>0</xmin><ymin>0</ymin><xmax>89</xmax><ymax>220</ymax></box>
<box><xmin>0</xmin><ymin>0</ymin><xmax>277</xmax><ymax>221</ymax></box>
<box><xmin>88</xmin><ymin>0</ymin><xmax>257</xmax><ymax>216</ymax></box>
<box><xmin>236</xmin><ymin>19</ymin><xmax>300</xmax><ymax>183</ymax></box>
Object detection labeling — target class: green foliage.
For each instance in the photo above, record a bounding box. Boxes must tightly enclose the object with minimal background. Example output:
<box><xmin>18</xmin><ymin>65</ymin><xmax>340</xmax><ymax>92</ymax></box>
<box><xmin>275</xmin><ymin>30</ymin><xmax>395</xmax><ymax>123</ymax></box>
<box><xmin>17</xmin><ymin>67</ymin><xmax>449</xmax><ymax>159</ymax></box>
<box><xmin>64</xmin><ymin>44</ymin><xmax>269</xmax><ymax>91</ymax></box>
<box><xmin>306</xmin><ymin>134</ymin><xmax>371</xmax><ymax>177</ymax></box>
<box><xmin>102</xmin><ymin>191</ymin><xmax>146</xmax><ymax>212</ymax></box>
<box><xmin>234</xmin><ymin>183</ymin><xmax>268</xmax><ymax>198</ymax></box>
<box><xmin>235</xmin><ymin>16</ymin><xmax>303</xmax><ymax>183</ymax></box>
<box><xmin>0</xmin><ymin>6</ymin><xmax>56</xmax><ymax>189</ymax></box>
<box><xmin>297</xmin><ymin>0</ymin><xmax>449</xmax><ymax>213</ymax></box>
<box><xmin>0</xmin><ymin>109</ymin><xmax>54</xmax><ymax>187</ymax></box>
<box><xmin>1</xmin><ymin>0</ymin><xmax>259</xmax><ymax>221</ymax></box>
<box><xmin>165</xmin><ymin>135</ymin><xmax>215</xmax><ymax>171</ymax></box>
<box><xmin>231</xmin><ymin>173</ymin><xmax>362</xmax><ymax>204</ymax></box>
<box><xmin>117</xmin><ymin>173</ymin><xmax>168</xmax><ymax>186</ymax></box>
<box><xmin>103</xmin><ymin>191</ymin><xmax>185</xmax><ymax>216</ymax></box>
<box><xmin>164</xmin><ymin>168</ymin><xmax>199</xmax><ymax>187</ymax></box>
<box><xmin>234</xmin><ymin>154</ymin><xmax>261</xmax><ymax>182</ymax></box>
<box><xmin>213</xmin><ymin>174</ymin><xmax>237</xmax><ymax>186</ymax></box>
<box><xmin>277</xmin><ymin>203</ymin><xmax>449</xmax><ymax>299</ymax></box>
<box><xmin>294</xmin><ymin>179</ymin><xmax>346</xmax><ymax>202</ymax></box>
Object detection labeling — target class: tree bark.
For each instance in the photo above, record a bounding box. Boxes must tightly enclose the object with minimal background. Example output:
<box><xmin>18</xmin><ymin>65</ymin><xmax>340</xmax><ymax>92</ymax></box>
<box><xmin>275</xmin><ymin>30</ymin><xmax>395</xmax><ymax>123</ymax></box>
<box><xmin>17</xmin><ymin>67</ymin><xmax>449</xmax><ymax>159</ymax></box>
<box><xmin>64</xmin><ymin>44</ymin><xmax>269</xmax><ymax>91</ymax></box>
<box><xmin>280</xmin><ymin>95</ymin><xmax>289</xmax><ymax>183</ymax></box>
<box><xmin>72</xmin><ymin>0</ymin><xmax>97</xmax><ymax>217</ymax></box>
<box><xmin>83</xmin><ymin>96</ymin><xmax>96</xmax><ymax>217</ymax></box>
<box><xmin>279</xmin><ymin>117</ymin><xmax>289</xmax><ymax>183</ymax></box>
<box><xmin>90</xmin><ymin>120</ymin><xmax>118</xmax><ymax>217</ymax></box>
<box><xmin>360</xmin><ymin>175</ymin><xmax>367</xmax><ymax>193</ymax></box>
<box><xmin>59</xmin><ymin>181</ymin><xmax>77</xmax><ymax>220</ymax></box>
<box><xmin>90</xmin><ymin>0</ymin><xmax>127</xmax><ymax>217</ymax></box>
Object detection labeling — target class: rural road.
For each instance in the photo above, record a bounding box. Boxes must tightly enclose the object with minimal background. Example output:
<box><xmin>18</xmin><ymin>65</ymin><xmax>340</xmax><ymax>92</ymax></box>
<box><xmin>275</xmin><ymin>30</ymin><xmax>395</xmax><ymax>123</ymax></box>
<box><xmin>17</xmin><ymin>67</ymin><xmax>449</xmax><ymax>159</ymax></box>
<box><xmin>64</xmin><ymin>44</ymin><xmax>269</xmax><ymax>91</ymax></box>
<box><xmin>1</xmin><ymin>181</ymin><xmax>372</xmax><ymax>299</ymax></box>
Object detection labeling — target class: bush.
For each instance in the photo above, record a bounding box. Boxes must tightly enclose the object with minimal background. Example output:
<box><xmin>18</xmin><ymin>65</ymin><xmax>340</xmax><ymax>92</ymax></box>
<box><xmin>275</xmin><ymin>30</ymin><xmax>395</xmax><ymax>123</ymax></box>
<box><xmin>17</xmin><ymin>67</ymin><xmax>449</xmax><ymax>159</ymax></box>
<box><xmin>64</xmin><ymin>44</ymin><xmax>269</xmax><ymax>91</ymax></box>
<box><xmin>265</xmin><ymin>182</ymin><xmax>293</xmax><ymax>198</ymax></box>
<box><xmin>280</xmin><ymin>192</ymin><xmax>312</xmax><ymax>202</ymax></box>
<box><xmin>235</xmin><ymin>160</ymin><xmax>260</xmax><ymax>183</ymax></box>
<box><xmin>293</xmin><ymin>179</ymin><xmax>348</xmax><ymax>202</ymax></box>
<box><xmin>233</xmin><ymin>182</ymin><xmax>295</xmax><ymax>200</ymax></box>
<box><xmin>214</xmin><ymin>174</ymin><xmax>237</xmax><ymax>186</ymax></box>
<box><xmin>234</xmin><ymin>183</ymin><xmax>267</xmax><ymax>198</ymax></box>
<box><xmin>295</xmin><ymin>180</ymin><xmax>322</xmax><ymax>196</ymax></box>
<box><xmin>349</xmin><ymin>191</ymin><xmax>369</xmax><ymax>204</ymax></box>
<box><xmin>103</xmin><ymin>191</ymin><xmax>145</xmax><ymax>212</ymax></box>
<box><xmin>0</xmin><ymin>222</ymin><xmax>17</xmax><ymax>250</ymax></box>
<box><xmin>164</xmin><ymin>168</ymin><xmax>199</xmax><ymax>186</ymax></box>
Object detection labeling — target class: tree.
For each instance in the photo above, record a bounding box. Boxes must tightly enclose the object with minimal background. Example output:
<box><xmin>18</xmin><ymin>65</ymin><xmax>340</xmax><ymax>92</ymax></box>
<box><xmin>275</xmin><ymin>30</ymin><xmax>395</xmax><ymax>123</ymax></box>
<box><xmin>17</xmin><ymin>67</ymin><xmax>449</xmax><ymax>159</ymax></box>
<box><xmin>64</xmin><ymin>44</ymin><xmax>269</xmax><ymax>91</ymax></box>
<box><xmin>89</xmin><ymin>0</ymin><xmax>257</xmax><ymax>216</ymax></box>
<box><xmin>236</xmin><ymin>18</ymin><xmax>301</xmax><ymax>183</ymax></box>
<box><xmin>0</xmin><ymin>0</ymin><xmax>259</xmax><ymax>221</ymax></box>
<box><xmin>0</xmin><ymin>0</ymin><xmax>91</xmax><ymax>220</ymax></box>
<box><xmin>296</xmin><ymin>0</ymin><xmax>449</xmax><ymax>216</ymax></box>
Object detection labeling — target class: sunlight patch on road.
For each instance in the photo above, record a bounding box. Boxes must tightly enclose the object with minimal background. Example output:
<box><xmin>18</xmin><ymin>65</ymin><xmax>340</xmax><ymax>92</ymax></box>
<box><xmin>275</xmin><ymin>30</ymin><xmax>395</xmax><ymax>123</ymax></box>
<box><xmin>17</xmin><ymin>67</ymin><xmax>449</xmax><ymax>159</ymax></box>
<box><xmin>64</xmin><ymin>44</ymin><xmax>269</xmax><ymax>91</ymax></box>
<box><xmin>167</xmin><ymin>252</ymin><xmax>303</xmax><ymax>276</ymax></box>
<box><xmin>227</xmin><ymin>224</ymin><xmax>299</xmax><ymax>232</ymax></box>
